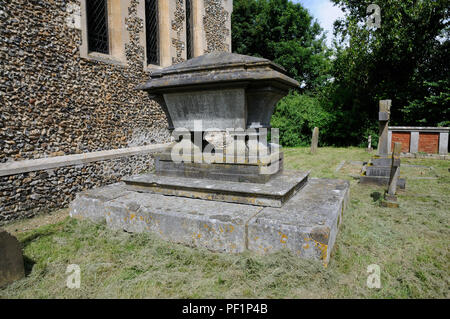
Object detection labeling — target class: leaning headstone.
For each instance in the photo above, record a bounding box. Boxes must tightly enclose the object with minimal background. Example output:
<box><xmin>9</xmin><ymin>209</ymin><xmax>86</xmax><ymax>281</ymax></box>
<box><xmin>0</xmin><ymin>228</ymin><xmax>25</xmax><ymax>287</ymax></box>
<box><xmin>360</xmin><ymin>100</ymin><xmax>406</xmax><ymax>188</ymax></box>
<box><xmin>382</xmin><ymin>142</ymin><xmax>402</xmax><ymax>208</ymax></box>
<box><xmin>311</xmin><ymin>127</ymin><xmax>319</xmax><ymax>154</ymax></box>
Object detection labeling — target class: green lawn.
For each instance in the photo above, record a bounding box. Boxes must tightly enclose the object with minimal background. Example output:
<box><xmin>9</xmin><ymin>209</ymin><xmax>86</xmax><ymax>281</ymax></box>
<box><xmin>1</xmin><ymin>147</ymin><xmax>449</xmax><ymax>298</ymax></box>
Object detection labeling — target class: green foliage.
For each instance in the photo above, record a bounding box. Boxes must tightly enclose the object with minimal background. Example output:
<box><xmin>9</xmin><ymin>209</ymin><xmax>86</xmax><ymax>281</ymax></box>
<box><xmin>233</xmin><ymin>0</ymin><xmax>449</xmax><ymax>146</ymax></box>
<box><xmin>402</xmin><ymin>80</ymin><xmax>450</xmax><ymax>127</ymax></box>
<box><xmin>330</xmin><ymin>0</ymin><xmax>450</xmax><ymax>127</ymax></box>
<box><xmin>271</xmin><ymin>92</ymin><xmax>333</xmax><ymax>147</ymax></box>
<box><xmin>232</xmin><ymin>0</ymin><xmax>332</xmax><ymax>91</ymax></box>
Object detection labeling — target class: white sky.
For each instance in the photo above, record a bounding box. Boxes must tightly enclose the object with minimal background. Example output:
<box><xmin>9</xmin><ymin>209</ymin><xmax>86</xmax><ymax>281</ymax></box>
<box><xmin>294</xmin><ymin>0</ymin><xmax>345</xmax><ymax>46</ymax></box>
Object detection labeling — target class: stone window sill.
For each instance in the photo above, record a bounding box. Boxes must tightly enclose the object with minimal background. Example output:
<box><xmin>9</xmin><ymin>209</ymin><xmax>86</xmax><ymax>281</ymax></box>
<box><xmin>81</xmin><ymin>52</ymin><xmax>127</xmax><ymax>67</ymax></box>
<box><xmin>144</xmin><ymin>63</ymin><xmax>163</xmax><ymax>72</ymax></box>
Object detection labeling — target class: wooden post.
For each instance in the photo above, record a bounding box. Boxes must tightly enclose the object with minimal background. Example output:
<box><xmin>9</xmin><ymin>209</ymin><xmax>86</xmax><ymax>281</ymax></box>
<box><xmin>311</xmin><ymin>127</ymin><xmax>319</xmax><ymax>154</ymax></box>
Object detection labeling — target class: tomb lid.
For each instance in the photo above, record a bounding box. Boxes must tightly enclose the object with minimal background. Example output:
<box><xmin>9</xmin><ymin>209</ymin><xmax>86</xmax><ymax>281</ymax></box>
<box><xmin>137</xmin><ymin>52</ymin><xmax>299</xmax><ymax>92</ymax></box>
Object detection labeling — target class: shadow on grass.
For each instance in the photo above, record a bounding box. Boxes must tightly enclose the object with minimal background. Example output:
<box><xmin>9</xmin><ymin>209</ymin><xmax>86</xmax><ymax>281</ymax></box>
<box><xmin>370</xmin><ymin>191</ymin><xmax>382</xmax><ymax>202</ymax></box>
<box><xmin>20</xmin><ymin>228</ymin><xmax>58</xmax><ymax>248</ymax></box>
<box><xmin>23</xmin><ymin>255</ymin><xmax>35</xmax><ymax>276</ymax></box>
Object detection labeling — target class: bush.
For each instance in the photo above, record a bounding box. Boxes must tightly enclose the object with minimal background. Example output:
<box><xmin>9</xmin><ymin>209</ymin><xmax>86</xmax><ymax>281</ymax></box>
<box><xmin>270</xmin><ymin>92</ymin><xmax>333</xmax><ymax>147</ymax></box>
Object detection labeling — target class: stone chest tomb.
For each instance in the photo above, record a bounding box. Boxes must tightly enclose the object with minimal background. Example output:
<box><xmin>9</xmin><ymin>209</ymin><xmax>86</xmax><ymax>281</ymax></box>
<box><xmin>70</xmin><ymin>52</ymin><xmax>350</xmax><ymax>266</ymax></box>
<box><xmin>136</xmin><ymin>52</ymin><xmax>299</xmax><ymax>183</ymax></box>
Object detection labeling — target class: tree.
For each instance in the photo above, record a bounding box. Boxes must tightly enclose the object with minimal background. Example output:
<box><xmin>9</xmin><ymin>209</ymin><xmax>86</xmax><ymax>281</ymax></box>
<box><xmin>331</xmin><ymin>0</ymin><xmax>449</xmax><ymax>129</ymax></box>
<box><xmin>232</xmin><ymin>0</ymin><xmax>332</xmax><ymax>91</ymax></box>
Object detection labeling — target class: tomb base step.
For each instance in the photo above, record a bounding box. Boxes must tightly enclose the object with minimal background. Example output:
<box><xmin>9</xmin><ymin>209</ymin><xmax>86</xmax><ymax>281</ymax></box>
<box><xmin>122</xmin><ymin>170</ymin><xmax>309</xmax><ymax>208</ymax></box>
<box><xmin>155</xmin><ymin>151</ymin><xmax>284</xmax><ymax>184</ymax></box>
<box><xmin>69</xmin><ymin>178</ymin><xmax>350</xmax><ymax>265</ymax></box>
<box><xmin>365</xmin><ymin>166</ymin><xmax>392</xmax><ymax>177</ymax></box>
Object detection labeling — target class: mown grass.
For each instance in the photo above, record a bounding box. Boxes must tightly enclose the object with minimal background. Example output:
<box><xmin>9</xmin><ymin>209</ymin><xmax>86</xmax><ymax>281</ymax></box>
<box><xmin>1</xmin><ymin>147</ymin><xmax>449</xmax><ymax>298</ymax></box>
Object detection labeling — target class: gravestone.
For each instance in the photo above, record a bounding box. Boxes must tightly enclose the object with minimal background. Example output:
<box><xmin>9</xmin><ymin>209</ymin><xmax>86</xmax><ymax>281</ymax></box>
<box><xmin>382</xmin><ymin>142</ymin><xmax>402</xmax><ymax>207</ymax></box>
<box><xmin>367</xmin><ymin>135</ymin><xmax>373</xmax><ymax>152</ymax></box>
<box><xmin>311</xmin><ymin>127</ymin><xmax>319</xmax><ymax>154</ymax></box>
<box><xmin>69</xmin><ymin>52</ymin><xmax>350</xmax><ymax>266</ymax></box>
<box><xmin>377</xmin><ymin>100</ymin><xmax>391</xmax><ymax>156</ymax></box>
<box><xmin>360</xmin><ymin>100</ymin><xmax>406</xmax><ymax>188</ymax></box>
<box><xmin>0</xmin><ymin>228</ymin><xmax>25</xmax><ymax>287</ymax></box>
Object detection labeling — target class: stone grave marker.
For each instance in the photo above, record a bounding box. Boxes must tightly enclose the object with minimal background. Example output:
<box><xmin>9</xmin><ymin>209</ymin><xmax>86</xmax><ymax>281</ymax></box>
<box><xmin>377</xmin><ymin>100</ymin><xmax>391</xmax><ymax>156</ymax></box>
<box><xmin>360</xmin><ymin>100</ymin><xmax>406</xmax><ymax>188</ymax></box>
<box><xmin>0</xmin><ymin>228</ymin><xmax>25</xmax><ymax>287</ymax></box>
<box><xmin>382</xmin><ymin>142</ymin><xmax>402</xmax><ymax>207</ymax></box>
<box><xmin>367</xmin><ymin>135</ymin><xmax>373</xmax><ymax>152</ymax></box>
<box><xmin>311</xmin><ymin>127</ymin><xmax>319</xmax><ymax>154</ymax></box>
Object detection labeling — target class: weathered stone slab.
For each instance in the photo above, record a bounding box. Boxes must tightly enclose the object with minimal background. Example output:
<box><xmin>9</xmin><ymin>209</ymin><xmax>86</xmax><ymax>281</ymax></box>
<box><xmin>123</xmin><ymin>170</ymin><xmax>309</xmax><ymax>208</ymax></box>
<box><xmin>247</xmin><ymin>179</ymin><xmax>349</xmax><ymax>266</ymax></box>
<box><xmin>69</xmin><ymin>177</ymin><xmax>350</xmax><ymax>264</ymax></box>
<box><xmin>69</xmin><ymin>182</ymin><xmax>134</xmax><ymax>222</ymax></box>
<box><xmin>155</xmin><ymin>149</ymin><xmax>284</xmax><ymax>165</ymax></box>
<box><xmin>360</xmin><ymin>176</ymin><xmax>406</xmax><ymax>189</ymax></box>
<box><xmin>362</xmin><ymin>150</ymin><xmax>406</xmax><ymax>189</ymax></box>
<box><xmin>366</xmin><ymin>166</ymin><xmax>391</xmax><ymax>177</ymax></box>
<box><xmin>104</xmin><ymin>192</ymin><xmax>262</xmax><ymax>253</ymax></box>
<box><xmin>0</xmin><ymin>229</ymin><xmax>25</xmax><ymax>287</ymax></box>
<box><xmin>377</xmin><ymin>100</ymin><xmax>392</xmax><ymax>156</ymax></box>
<box><xmin>311</xmin><ymin>127</ymin><xmax>319</xmax><ymax>154</ymax></box>
<box><xmin>155</xmin><ymin>157</ymin><xmax>284</xmax><ymax>183</ymax></box>
<box><xmin>439</xmin><ymin>132</ymin><xmax>449</xmax><ymax>155</ymax></box>
<box><xmin>371</xmin><ymin>157</ymin><xmax>393</xmax><ymax>166</ymax></box>
<box><xmin>155</xmin><ymin>151</ymin><xmax>284</xmax><ymax>183</ymax></box>
<box><xmin>138</xmin><ymin>52</ymin><xmax>300</xmax><ymax>131</ymax></box>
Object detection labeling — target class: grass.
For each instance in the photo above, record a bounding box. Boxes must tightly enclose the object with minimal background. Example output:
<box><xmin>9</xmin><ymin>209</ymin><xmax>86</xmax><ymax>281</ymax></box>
<box><xmin>1</xmin><ymin>147</ymin><xmax>449</xmax><ymax>298</ymax></box>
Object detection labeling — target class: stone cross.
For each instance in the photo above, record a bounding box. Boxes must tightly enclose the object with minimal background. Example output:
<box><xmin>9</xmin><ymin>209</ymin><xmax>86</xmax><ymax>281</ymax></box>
<box><xmin>377</xmin><ymin>100</ymin><xmax>391</xmax><ymax>156</ymax></box>
<box><xmin>311</xmin><ymin>127</ymin><xmax>319</xmax><ymax>154</ymax></box>
<box><xmin>382</xmin><ymin>142</ymin><xmax>401</xmax><ymax>207</ymax></box>
<box><xmin>0</xmin><ymin>228</ymin><xmax>25</xmax><ymax>287</ymax></box>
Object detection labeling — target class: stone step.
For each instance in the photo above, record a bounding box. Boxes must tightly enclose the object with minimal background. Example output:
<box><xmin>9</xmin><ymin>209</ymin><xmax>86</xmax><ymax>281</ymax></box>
<box><xmin>155</xmin><ymin>150</ymin><xmax>284</xmax><ymax>165</ymax></box>
<box><xmin>122</xmin><ymin>170</ymin><xmax>309</xmax><ymax>208</ymax></box>
<box><xmin>365</xmin><ymin>166</ymin><xmax>392</xmax><ymax>177</ymax></box>
<box><xmin>69</xmin><ymin>178</ymin><xmax>350</xmax><ymax>265</ymax></box>
<box><xmin>371</xmin><ymin>157</ymin><xmax>394</xmax><ymax>166</ymax></box>
<box><xmin>155</xmin><ymin>152</ymin><xmax>284</xmax><ymax>183</ymax></box>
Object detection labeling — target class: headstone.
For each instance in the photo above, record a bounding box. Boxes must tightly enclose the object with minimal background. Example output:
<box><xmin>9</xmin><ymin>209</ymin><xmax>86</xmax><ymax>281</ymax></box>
<box><xmin>382</xmin><ymin>142</ymin><xmax>401</xmax><ymax>207</ymax></box>
<box><xmin>377</xmin><ymin>100</ymin><xmax>391</xmax><ymax>156</ymax></box>
<box><xmin>0</xmin><ymin>228</ymin><xmax>25</xmax><ymax>287</ymax></box>
<box><xmin>367</xmin><ymin>135</ymin><xmax>373</xmax><ymax>152</ymax></box>
<box><xmin>311</xmin><ymin>127</ymin><xmax>319</xmax><ymax>154</ymax></box>
<box><xmin>360</xmin><ymin>99</ymin><xmax>406</xmax><ymax>189</ymax></box>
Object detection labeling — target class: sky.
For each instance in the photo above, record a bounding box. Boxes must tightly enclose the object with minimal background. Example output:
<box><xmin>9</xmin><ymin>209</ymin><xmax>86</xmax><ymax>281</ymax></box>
<box><xmin>294</xmin><ymin>0</ymin><xmax>345</xmax><ymax>46</ymax></box>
